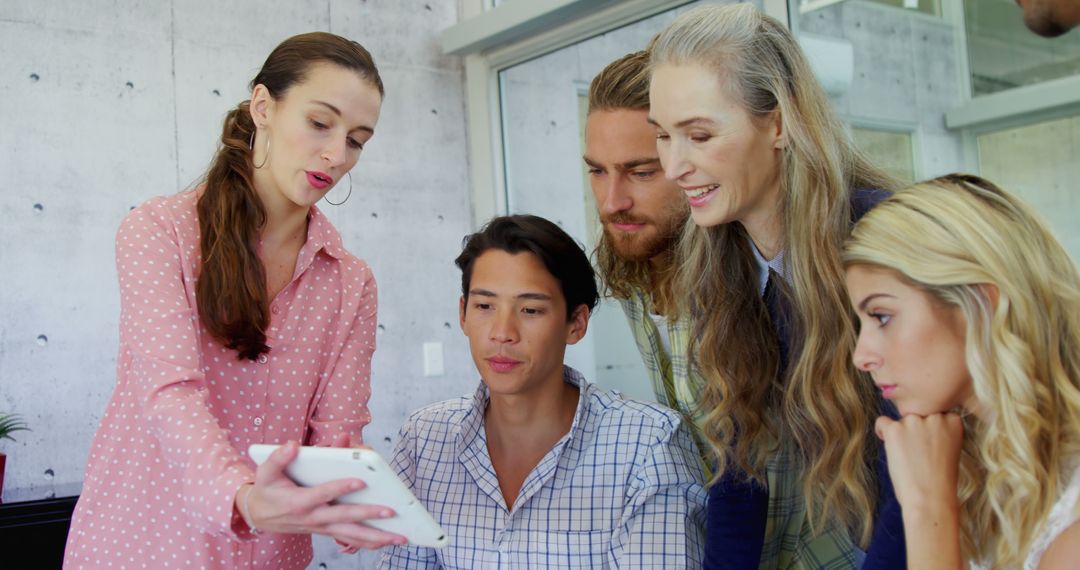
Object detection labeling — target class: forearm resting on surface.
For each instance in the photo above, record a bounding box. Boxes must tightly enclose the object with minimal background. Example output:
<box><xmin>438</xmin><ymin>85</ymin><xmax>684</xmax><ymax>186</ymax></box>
<box><xmin>901</xmin><ymin>500</ymin><xmax>963</xmax><ymax>570</ymax></box>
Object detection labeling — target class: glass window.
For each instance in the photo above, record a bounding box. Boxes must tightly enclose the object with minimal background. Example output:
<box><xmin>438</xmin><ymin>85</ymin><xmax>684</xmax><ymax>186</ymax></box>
<box><xmin>799</xmin><ymin>0</ymin><xmax>940</xmax><ymax>18</ymax></box>
<box><xmin>795</xmin><ymin>0</ymin><xmax>966</xmax><ymax>181</ymax></box>
<box><xmin>976</xmin><ymin>113</ymin><xmax>1080</xmax><ymax>261</ymax></box>
<box><xmin>851</xmin><ymin>127</ymin><xmax>916</xmax><ymax>185</ymax></box>
<box><xmin>964</xmin><ymin>0</ymin><xmax>1080</xmax><ymax>96</ymax></box>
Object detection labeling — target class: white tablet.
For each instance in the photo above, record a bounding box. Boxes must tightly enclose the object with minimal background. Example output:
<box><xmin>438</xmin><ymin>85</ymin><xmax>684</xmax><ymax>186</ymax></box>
<box><xmin>248</xmin><ymin>444</ymin><xmax>449</xmax><ymax>548</ymax></box>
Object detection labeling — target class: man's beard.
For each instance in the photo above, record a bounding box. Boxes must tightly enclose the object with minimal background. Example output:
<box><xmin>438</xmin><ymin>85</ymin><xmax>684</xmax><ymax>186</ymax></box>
<box><xmin>600</xmin><ymin>211</ymin><xmax>684</xmax><ymax>262</ymax></box>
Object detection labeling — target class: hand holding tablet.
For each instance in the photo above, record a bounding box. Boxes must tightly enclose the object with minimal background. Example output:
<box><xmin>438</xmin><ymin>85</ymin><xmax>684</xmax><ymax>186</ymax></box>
<box><xmin>249</xmin><ymin>443</ymin><xmax>449</xmax><ymax>548</ymax></box>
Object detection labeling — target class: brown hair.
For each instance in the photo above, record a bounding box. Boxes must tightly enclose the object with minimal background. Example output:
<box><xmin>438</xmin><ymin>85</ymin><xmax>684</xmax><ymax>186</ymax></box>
<box><xmin>455</xmin><ymin>215</ymin><xmax>600</xmax><ymax>320</ymax></box>
<box><xmin>197</xmin><ymin>32</ymin><xmax>383</xmax><ymax>361</ymax></box>
<box><xmin>587</xmin><ymin>50</ymin><xmax>650</xmax><ymax>113</ymax></box>
<box><xmin>652</xmin><ymin>4</ymin><xmax>896</xmax><ymax>544</ymax></box>
<box><xmin>587</xmin><ymin>50</ymin><xmax>681</xmax><ymax>312</ymax></box>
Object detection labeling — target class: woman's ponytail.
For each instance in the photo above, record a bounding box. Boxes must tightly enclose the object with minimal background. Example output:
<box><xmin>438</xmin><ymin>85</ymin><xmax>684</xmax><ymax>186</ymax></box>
<box><xmin>196</xmin><ymin>102</ymin><xmax>270</xmax><ymax>361</ymax></box>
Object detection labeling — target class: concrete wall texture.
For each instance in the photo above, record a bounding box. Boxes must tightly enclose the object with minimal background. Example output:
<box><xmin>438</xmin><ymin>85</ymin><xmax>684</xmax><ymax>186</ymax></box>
<box><xmin>0</xmin><ymin>1</ymin><xmax>475</xmax><ymax>568</ymax></box>
<box><xmin>799</xmin><ymin>1</ymin><xmax>967</xmax><ymax>179</ymax></box>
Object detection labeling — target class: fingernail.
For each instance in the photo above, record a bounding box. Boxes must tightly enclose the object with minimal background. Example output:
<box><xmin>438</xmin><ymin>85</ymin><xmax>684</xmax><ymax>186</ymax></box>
<box><xmin>382</xmin><ymin>509</ymin><xmax>394</xmax><ymax>518</ymax></box>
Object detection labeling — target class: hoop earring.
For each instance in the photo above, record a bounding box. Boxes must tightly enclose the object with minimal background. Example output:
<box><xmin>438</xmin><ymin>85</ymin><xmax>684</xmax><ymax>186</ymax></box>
<box><xmin>249</xmin><ymin>131</ymin><xmax>270</xmax><ymax>169</ymax></box>
<box><xmin>323</xmin><ymin>172</ymin><xmax>352</xmax><ymax>206</ymax></box>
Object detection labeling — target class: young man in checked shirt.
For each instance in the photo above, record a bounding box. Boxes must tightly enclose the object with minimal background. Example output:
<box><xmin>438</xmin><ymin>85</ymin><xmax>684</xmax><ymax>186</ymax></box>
<box><xmin>380</xmin><ymin>215</ymin><xmax>706</xmax><ymax>569</ymax></box>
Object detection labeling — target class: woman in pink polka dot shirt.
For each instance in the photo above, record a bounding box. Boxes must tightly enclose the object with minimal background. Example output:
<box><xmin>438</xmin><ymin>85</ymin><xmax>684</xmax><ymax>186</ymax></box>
<box><xmin>63</xmin><ymin>33</ymin><xmax>405</xmax><ymax>569</ymax></box>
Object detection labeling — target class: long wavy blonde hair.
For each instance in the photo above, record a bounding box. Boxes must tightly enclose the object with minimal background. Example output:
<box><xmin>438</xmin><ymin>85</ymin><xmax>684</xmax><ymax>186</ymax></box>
<box><xmin>650</xmin><ymin>3</ymin><xmax>895</xmax><ymax>544</ymax></box>
<box><xmin>844</xmin><ymin>174</ymin><xmax>1080</xmax><ymax>568</ymax></box>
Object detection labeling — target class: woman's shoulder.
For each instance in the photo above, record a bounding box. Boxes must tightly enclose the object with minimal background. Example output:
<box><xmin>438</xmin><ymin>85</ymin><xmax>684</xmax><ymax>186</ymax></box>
<box><xmin>337</xmin><ymin>252</ymin><xmax>377</xmax><ymax>292</ymax></box>
<box><xmin>850</xmin><ymin>187</ymin><xmax>892</xmax><ymax>222</ymax></box>
<box><xmin>115</xmin><ymin>190</ymin><xmax>201</xmax><ymax>263</ymax></box>
<box><xmin>117</xmin><ymin>190</ymin><xmax>199</xmax><ymax>242</ymax></box>
<box><xmin>1025</xmin><ymin>462</ymin><xmax>1080</xmax><ymax>569</ymax></box>
<box><xmin>307</xmin><ymin>206</ymin><xmax>376</xmax><ymax>281</ymax></box>
<box><xmin>1036</xmin><ymin>517</ymin><xmax>1080</xmax><ymax>570</ymax></box>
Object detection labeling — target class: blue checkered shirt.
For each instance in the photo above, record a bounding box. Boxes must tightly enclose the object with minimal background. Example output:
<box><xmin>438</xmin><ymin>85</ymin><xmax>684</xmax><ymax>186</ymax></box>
<box><xmin>379</xmin><ymin>365</ymin><xmax>707</xmax><ymax>569</ymax></box>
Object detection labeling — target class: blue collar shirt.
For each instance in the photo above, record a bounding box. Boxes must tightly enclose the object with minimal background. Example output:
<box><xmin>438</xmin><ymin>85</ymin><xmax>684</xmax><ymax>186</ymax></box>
<box><xmin>379</xmin><ymin>365</ymin><xmax>707</xmax><ymax>569</ymax></box>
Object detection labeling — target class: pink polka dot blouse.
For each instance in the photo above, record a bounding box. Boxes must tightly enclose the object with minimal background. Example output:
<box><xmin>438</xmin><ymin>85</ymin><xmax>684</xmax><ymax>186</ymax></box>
<box><xmin>64</xmin><ymin>190</ymin><xmax>377</xmax><ymax>569</ymax></box>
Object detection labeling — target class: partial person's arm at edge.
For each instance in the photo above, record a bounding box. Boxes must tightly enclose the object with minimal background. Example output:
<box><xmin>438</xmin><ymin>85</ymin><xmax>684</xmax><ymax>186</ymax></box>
<box><xmin>115</xmin><ymin>204</ymin><xmax>253</xmax><ymax>538</ymax></box>
<box><xmin>379</xmin><ymin>417</ymin><xmax>442</xmax><ymax>570</ymax></box>
<box><xmin>611</xmin><ymin>417</ymin><xmax>709</xmax><ymax>568</ymax></box>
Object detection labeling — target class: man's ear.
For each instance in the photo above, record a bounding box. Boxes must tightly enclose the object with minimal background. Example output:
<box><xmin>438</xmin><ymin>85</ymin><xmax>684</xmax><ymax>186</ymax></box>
<box><xmin>459</xmin><ymin>296</ymin><xmax>467</xmax><ymax>332</ymax></box>
<box><xmin>249</xmin><ymin>83</ymin><xmax>274</xmax><ymax>128</ymax></box>
<box><xmin>565</xmin><ymin>305</ymin><xmax>590</xmax><ymax>345</ymax></box>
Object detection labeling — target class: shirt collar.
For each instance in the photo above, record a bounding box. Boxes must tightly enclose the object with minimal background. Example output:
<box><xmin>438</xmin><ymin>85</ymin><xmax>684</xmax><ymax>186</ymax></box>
<box><xmin>458</xmin><ymin>365</ymin><xmax>593</xmax><ymax>450</ymax></box>
<box><xmin>751</xmin><ymin>244</ymin><xmax>786</xmax><ymax>296</ymax></box>
<box><xmin>302</xmin><ymin>205</ymin><xmax>347</xmax><ymax>261</ymax></box>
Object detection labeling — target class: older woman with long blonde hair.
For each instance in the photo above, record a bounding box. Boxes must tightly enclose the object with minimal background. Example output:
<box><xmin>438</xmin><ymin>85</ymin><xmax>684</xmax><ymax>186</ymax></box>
<box><xmin>648</xmin><ymin>3</ymin><xmax>902</xmax><ymax>568</ymax></box>
<box><xmin>844</xmin><ymin>173</ymin><xmax>1080</xmax><ymax>569</ymax></box>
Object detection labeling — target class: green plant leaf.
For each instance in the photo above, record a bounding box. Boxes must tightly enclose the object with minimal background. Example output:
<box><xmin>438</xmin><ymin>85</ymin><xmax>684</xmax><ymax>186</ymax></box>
<box><xmin>0</xmin><ymin>413</ymin><xmax>30</xmax><ymax>442</ymax></box>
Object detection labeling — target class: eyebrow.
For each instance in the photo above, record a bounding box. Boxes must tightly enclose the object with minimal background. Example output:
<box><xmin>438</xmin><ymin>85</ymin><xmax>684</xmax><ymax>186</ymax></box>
<box><xmin>468</xmin><ymin>289</ymin><xmax>553</xmax><ymax>302</ymax></box>
<box><xmin>646</xmin><ymin>116</ymin><xmax>718</xmax><ymax>129</ymax></box>
<box><xmin>582</xmin><ymin>156</ymin><xmax>662</xmax><ymax>170</ymax></box>
<box><xmin>857</xmin><ymin>293</ymin><xmax>896</xmax><ymax>312</ymax></box>
<box><xmin>311</xmin><ymin>100</ymin><xmax>375</xmax><ymax>135</ymax></box>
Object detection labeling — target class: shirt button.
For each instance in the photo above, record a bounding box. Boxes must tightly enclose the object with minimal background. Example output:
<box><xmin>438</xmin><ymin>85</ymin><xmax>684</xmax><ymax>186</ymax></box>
<box><xmin>271</xmin><ymin>305</ymin><xmax>280</xmax><ymax>315</ymax></box>
<box><xmin>258</xmin><ymin>354</ymin><xmax>268</xmax><ymax>364</ymax></box>
<box><xmin>253</xmin><ymin>416</ymin><xmax>263</xmax><ymax>426</ymax></box>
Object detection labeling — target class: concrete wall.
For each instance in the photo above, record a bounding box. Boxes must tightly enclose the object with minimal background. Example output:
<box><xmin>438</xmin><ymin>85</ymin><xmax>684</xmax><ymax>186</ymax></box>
<box><xmin>0</xmin><ymin>1</ymin><xmax>475</xmax><ymax>568</ymax></box>
<box><xmin>798</xmin><ymin>0</ymin><xmax>967</xmax><ymax>179</ymax></box>
<box><xmin>978</xmin><ymin>114</ymin><xmax>1080</xmax><ymax>263</ymax></box>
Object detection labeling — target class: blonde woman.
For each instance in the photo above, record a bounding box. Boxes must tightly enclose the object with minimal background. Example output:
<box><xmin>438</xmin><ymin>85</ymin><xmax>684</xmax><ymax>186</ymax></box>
<box><xmin>844</xmin><ymin>173</ymin><xmax>1080</xmax><ymax>569</ymax></box>
<box><xmin>648</xmin><ymin>3</ymin><xmax>902</xmax><ymax>568</ymax></box>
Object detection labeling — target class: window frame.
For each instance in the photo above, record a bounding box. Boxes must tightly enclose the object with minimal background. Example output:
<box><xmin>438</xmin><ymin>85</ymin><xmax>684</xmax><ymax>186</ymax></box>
<box><xmin>847</xmin><ymin>117</ymin><xmax>923</xmax><ymax>183</ymax></box>
<box><xmin>444</xmin><ymin>0</ymin><xmax>790</xmax><ymax>225</ymax></box>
